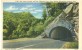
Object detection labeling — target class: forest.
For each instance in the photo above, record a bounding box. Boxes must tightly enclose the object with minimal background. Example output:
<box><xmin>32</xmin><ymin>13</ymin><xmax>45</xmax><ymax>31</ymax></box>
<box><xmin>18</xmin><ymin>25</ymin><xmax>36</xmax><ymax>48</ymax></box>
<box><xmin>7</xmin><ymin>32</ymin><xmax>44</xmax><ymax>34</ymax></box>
<box><xmin>3</xmin><ymin>2</ymin><xmax>67</xmax><ymax>40</ymax></box>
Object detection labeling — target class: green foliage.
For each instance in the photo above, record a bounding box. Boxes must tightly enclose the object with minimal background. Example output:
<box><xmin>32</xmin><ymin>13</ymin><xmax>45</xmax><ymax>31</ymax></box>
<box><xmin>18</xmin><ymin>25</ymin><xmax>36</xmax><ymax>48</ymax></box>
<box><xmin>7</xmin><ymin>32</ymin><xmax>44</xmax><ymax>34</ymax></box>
<box><xmin>26</xmin><ymin>27</ymin><xmax>34</xmax><ymax>37</ymax></box>
<box><xmin>44</xmin><ymin>16</ymin><xmax>54</xmax><ymax>26</ymax></box>
<box><xmin>3</xmin><ymin>29</ymin><xmax>8</xmax><ymax>40</ymax></box>
<box><xmin>26</xmin><ymin>23</ymin><xmax>44</xmax><ymax>38</ymax></box>
<box><xmin>3</xmin><ymin>11</ymin><xmax>45</xmax><ymax>39</ymax></box>
<box><xmin>46</xmin><ymin>2</ymin><xmax>67</xmax><ymax>17</ymax></box>
<box><xmin>34</xmin><ymin>23</ymin><xmax>44</xmax><ymax>35</ymax></box>
<box><xmin>3</xmin><ymin>3</ymin><xmax>67</xmax><ymax>40</ymax></box>
<box><xmin>63</xmin><ymin>42</ymin><xmax>78</xmax><ymax>48</ymax></box>
<box><xmin>3</xmin><ymin>29</ymin><xmax>8</xmax><ymax>35</ymax></box>
<box><xmin>42</xmin><ymin>8</ymin><xmax>47</xmax><ymax>21</ymax></box>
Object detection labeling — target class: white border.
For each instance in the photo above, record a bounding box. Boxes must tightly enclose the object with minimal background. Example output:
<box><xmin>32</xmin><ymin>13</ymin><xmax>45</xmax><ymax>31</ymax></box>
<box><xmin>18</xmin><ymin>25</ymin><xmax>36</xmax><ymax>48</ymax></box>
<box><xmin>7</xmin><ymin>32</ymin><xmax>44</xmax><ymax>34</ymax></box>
<box><xmin>0</xmin><ymin>0</ymin><xmax>82</xmax><ymax>50</ymax></box>
<box><xmin>0</xmin><ymin>0</ymin><xmax>3</xmax><ymax>50</ymax></box>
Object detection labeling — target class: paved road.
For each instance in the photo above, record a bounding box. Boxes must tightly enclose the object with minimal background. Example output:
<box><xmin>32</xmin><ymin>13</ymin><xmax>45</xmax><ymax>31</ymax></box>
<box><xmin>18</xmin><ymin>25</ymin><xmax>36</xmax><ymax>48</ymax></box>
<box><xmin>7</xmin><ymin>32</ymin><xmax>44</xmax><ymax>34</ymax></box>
<box><xmin>3</xmin><ymin>38</ymin><xmax>66</xmax><ymax>49</ymax></box>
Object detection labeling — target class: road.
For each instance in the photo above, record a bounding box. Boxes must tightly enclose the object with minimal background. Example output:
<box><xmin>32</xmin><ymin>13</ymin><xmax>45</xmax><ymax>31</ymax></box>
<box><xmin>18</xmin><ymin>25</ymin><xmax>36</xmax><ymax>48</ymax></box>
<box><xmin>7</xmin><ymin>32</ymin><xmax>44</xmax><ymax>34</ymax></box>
<box><xmin>3</xmin><ymin>38</ymin><xmax>66</xmax><ymax>49</ymax></box>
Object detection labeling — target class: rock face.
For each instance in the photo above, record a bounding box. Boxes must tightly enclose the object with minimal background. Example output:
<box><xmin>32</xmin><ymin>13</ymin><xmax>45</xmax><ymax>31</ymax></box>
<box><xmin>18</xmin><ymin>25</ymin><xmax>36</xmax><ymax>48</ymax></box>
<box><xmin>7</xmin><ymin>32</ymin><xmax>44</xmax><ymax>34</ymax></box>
<box><xmin>39</xmin><ymin>3</ymin><xmax>79</xmax><ymax>41</ymax></box>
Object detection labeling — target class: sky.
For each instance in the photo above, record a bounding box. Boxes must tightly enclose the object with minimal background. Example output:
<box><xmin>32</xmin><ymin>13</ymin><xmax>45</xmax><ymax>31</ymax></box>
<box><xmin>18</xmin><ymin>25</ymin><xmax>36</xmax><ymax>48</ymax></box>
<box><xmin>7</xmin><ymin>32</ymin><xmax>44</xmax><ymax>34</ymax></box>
<box><xmin>3</xmin><ymin>2</ymin><xmax>45</xmax><ymax>19</ymax></box>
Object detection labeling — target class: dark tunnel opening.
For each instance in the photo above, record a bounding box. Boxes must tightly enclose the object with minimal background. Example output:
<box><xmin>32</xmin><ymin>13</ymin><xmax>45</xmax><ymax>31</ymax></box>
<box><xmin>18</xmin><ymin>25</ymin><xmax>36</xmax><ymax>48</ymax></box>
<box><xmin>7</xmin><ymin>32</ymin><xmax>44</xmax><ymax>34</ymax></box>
<box><xmin>49</xmin><ymin>26</ymin><xmax>73</xmax><ymax>41</ymax></box>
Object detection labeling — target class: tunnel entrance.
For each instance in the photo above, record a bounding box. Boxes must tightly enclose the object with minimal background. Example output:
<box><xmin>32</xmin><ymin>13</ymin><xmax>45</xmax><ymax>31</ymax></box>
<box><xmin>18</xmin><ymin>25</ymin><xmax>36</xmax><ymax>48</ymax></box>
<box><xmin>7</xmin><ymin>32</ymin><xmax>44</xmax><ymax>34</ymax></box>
<box><xmin>49</xmin><ymin>26</ymin><xmax>73</xmax><ymax>41</ymax></box>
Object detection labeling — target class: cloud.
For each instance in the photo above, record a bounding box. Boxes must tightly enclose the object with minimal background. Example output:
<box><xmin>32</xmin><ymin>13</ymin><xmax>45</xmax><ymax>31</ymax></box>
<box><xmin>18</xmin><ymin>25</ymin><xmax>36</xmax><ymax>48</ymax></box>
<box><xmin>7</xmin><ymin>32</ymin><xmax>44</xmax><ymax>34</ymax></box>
<box><xmin>4</xmin><ymin>5</ymin><xmax>43</xmax><ymax>14</ymax></box>
<box><xmin>20</xmin><ymin>7</ymin><xmax>36</xmax><ymax>11</ymax></box>
<box><xmin>20</xmin><ymin>5</ymin><xmax>35</xmax><ymax>11</ymax></box>
<box><xmin>20</xmin><ymin>5</ymin><xmax>33</xmax><ymax>10</ymax></box>
<box><xmin>26</xmin><ymin>5</ymin><xmax>33</xmax><ymax>8</ymax></box>
<box><xmin>20</xmin><ymin>7</ymin><xmax>28</xmax><ymax>11</ymax></box>
<box><xmin>29</xmin><ymin>8</ymin><xmax>36</xmax><ymax>11</ymax></box>
<box><xmin>30</xmin><ymin>11</ymin><xmax>37</xmax><ymax>13</ymax></box>
<box><xmin>30</xmin><ymin>9</ymin><xmax>43</xmax><ymax>14</ymax></box>
<box><xmin>5</xmin><ymin>6</ymin><xmax>18</xmax><ymax>11</ymax></box>
<box><xmin>35</xmin><ymin>9</ymin><xmax>43</xmax><ymax>12</ymax></box>
<box><xmin>13</xmin><ymin>11</ymin><xmax>22</xmax><ymax>13</ymax></box>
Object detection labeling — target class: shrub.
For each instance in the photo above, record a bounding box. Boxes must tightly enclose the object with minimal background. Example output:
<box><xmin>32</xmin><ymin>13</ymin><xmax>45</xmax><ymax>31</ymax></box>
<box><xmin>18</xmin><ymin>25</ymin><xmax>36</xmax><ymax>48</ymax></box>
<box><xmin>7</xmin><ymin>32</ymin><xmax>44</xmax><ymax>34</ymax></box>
<box><xmin>44</xmin><ymin>17</ymin><xmax>54</xmax><ymax>26</ymax></box>
<box><xmin>63</xmin><ymin>42</ymin><xmax>78</xmax><ymax>48</ymax></box>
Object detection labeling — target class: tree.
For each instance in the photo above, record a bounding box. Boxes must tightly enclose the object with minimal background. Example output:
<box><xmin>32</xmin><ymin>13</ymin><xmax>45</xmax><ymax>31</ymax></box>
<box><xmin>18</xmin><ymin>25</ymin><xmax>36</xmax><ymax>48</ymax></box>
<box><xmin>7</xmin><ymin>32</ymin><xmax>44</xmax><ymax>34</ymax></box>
<box><xmin>45</xmin><ymin>2</ymin><xmax>67</xmax><ymax>17</ymax></box>
<box><xmin>42</xmin><ymin>8</ymin><xmax>47</xmax><ymax>21</ymax></box>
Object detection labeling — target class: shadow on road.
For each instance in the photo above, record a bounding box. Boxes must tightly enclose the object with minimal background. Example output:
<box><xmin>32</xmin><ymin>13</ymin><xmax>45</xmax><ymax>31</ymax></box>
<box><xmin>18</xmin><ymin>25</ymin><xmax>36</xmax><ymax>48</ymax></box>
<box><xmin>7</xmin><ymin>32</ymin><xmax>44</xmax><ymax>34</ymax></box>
<box><xmin>52</xmin><ymin>37</ymin><xmax>74</xmax><ymax>42</ymax></box>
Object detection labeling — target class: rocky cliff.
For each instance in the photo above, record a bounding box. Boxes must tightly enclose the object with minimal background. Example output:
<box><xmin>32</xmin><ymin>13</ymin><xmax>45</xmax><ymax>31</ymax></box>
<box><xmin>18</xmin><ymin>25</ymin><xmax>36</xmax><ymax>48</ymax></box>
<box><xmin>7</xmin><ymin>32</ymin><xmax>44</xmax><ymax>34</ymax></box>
<box><xmin>37</xmin><ymin>2</ymin><xmax>79</xmax><ymax>41</ymax></box>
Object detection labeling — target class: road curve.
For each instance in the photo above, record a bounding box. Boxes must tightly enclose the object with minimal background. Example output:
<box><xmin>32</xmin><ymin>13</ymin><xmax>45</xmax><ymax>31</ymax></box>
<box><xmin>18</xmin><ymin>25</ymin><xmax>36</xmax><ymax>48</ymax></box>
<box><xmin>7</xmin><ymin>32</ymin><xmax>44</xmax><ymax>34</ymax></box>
<box><xmin>3</xmin><ymin>38</ymin><xmax>66</xmax><ymax>49</ymax></box>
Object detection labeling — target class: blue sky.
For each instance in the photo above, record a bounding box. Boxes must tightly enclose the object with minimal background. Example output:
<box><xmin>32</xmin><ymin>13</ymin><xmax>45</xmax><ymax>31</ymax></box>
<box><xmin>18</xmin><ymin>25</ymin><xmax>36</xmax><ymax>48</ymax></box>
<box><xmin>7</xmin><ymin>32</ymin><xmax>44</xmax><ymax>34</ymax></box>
<box><xmin>3</xmin><ymin>2</ymin><xmax>45</xmax><ymax>19</ymax></box>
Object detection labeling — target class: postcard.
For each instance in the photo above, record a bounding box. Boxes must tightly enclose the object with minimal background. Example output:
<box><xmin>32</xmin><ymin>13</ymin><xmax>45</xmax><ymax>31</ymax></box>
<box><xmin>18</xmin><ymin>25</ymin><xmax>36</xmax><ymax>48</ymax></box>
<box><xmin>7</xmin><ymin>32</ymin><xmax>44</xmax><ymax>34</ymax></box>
<box><xmin>0</xmin><ymin>0</ymin><xmax>80</xmax><ymax>50</ymax></box>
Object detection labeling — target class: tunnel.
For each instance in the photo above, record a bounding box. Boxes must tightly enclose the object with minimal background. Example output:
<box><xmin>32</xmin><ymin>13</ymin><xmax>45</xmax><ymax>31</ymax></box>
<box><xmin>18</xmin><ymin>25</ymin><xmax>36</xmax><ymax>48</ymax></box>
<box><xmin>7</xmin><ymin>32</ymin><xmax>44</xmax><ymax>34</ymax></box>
<box><xmin>49</xmin><ymin>26</ymin><xmax>73</xmax><ymax>41</ymax></box>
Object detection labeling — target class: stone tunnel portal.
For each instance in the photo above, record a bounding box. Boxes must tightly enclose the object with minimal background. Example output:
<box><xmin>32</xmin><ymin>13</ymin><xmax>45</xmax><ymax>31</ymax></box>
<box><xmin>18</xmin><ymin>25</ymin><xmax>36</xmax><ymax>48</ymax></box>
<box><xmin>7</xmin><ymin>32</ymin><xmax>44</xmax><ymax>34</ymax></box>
<box><xmin>49</xmin><ymin>26</ymin><xmax>73</xmax><ymax>41</ymax></box>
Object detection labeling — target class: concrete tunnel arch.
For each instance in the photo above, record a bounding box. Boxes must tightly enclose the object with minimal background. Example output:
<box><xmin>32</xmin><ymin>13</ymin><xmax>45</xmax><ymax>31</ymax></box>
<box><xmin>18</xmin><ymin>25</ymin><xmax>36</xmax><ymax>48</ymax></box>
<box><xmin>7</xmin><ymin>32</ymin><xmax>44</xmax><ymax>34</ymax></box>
<box><xmin>49</xmin><ymin>26</ymin><xmax>73</xmax><ymax>40</ymax></box>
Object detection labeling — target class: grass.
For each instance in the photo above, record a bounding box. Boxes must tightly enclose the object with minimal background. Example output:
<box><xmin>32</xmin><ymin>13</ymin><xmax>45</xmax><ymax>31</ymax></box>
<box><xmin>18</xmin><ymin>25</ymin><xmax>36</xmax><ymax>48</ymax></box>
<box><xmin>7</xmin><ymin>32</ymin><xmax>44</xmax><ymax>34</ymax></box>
<box><xmin>62</xmin><ymin>41</ymin><xmax>78</xmax><ymax>49</ymax></box>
